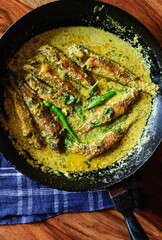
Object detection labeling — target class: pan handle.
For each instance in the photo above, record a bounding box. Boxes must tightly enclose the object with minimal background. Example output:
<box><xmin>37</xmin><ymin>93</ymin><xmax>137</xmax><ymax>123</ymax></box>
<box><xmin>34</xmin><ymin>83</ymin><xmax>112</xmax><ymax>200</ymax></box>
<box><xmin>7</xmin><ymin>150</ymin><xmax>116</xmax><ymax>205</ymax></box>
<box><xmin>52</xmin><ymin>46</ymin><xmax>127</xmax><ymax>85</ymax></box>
<box><xmin>108</xmin><ymin>183</ymin><xmax>149</xmax><ymax>240</ymax></box>
<box><xmin>120</xmin><ymin>208</ymin><xmax>149</xmax><ymax>240</ymax></box>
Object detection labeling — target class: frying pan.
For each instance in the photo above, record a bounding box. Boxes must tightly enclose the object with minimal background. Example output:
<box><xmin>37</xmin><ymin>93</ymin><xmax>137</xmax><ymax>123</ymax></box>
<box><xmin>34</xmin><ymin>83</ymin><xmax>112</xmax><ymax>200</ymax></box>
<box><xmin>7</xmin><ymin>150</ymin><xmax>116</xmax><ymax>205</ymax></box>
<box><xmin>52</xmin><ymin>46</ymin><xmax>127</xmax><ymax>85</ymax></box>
<box><xmin>0</xmin><ymin>0</ymin><xmax>162</xmax><ymax>238</ymax></box>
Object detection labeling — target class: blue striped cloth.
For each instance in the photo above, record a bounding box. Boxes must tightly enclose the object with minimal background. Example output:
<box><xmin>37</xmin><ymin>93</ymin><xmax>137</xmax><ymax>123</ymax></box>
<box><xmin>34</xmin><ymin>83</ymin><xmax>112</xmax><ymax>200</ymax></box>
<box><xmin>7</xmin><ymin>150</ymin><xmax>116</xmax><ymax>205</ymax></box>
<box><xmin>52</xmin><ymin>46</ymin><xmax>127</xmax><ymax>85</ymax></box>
<box><xmin>0</xmin><ymin>153</ymin><xmax>114</xmax><ymax>225</ymax></box>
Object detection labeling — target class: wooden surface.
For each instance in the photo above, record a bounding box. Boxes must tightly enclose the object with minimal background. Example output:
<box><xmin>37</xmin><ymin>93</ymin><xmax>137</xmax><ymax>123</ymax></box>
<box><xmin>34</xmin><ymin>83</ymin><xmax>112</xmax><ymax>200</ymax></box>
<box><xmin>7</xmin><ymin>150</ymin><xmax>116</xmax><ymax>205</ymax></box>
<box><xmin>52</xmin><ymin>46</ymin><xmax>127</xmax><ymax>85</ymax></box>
<box><xmin>0</xmin><ymin>0</ymin><xmax>162</xmax><ymax>239</ymax></box>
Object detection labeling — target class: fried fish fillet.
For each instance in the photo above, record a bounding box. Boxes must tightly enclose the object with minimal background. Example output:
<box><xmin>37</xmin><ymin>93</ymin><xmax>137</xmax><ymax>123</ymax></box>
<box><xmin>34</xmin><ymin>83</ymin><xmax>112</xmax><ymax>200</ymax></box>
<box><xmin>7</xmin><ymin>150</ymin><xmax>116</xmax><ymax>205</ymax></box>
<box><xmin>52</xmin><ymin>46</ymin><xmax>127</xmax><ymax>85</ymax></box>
<box><xmin>38</xmin><ymin>44</ymin><xmax>99</xmax><ymax>97</ymax></box>
<box><xmin>67</xmin><ymin>45</ymin><xmax>158</xmax><ymax>94</ymax></box>
<box><xmin>77</xmin><ymin>89</ymin><xmax>139</xmax><ymax>134</ymax></box>
<box><xmin>23</xmin><ymin>73</ymin><xmax>75</xmax><ymax>115</ymax></box>
<box><xmin>23</xmin><ymin>60</ymin><xmax>78</xmax><ymax>98</ymax></box>
<box><xmin>18</xmin><ymin>80</ymin><xmax>62</xmax><ymax>151</ymax></box>
<box><xmin>72</xmin><ymin>123</ymin><xmax>131</xmax><ymax>159</ymax></box>
<box><xmin>67</xmin><ymin>44</ymin><xmax>137</xmax><ymax>81</ymax></box>
<box><xmin>4</xmin><ymin>80</ymin><xmax>43</xmax><ymax>149</ymax></box>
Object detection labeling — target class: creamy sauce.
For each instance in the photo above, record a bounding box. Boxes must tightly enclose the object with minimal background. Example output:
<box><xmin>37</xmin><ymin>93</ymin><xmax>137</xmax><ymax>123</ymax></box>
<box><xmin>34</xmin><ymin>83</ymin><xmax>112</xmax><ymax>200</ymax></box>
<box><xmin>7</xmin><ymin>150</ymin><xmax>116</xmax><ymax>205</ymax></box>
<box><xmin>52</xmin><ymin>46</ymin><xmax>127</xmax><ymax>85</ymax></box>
<box><xmin>3</xmin><ymin>26</ymin><xmax>156</xmax><ymax>176</ymax></box>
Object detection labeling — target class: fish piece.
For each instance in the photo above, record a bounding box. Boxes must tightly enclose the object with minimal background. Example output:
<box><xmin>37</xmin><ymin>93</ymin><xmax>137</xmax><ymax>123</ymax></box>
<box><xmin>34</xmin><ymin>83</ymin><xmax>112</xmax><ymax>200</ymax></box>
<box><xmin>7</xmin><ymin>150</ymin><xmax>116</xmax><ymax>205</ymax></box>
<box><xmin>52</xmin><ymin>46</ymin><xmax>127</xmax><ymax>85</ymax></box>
<box><xmin>18</xmin><ymin>80</ymin><xmax>62</xmax><ymax>151</ymax></box>
<box><xmin>4</xmin><ymin>80</ymin><xmax>44</xmax><ymax>149</ymax></box>
<box><xmin>67</xmin><ymin>44</ymin><xmax>137</xmax><ymax>82</ymax></box>
<box><xmin>24</xmin><ymin>73</ymin><xmax>75</xmax><ymax>115</ymax></box>
<box><xmin>38</xmin><ymin>44</ymin><xmax>99</xmax><ymax>96</ymax></box>
<box><xmin>67</xmin><ymin>45</ymin><xmax>158</xmax><ymax>94</ymax></box>
<box><xmin>77</xmin><ymin>89</ymin><xmax>139</xmax><ymax>134</ymax></box>
<box><xmin>72</xmin><ymin>123</ymin><xmax>131</xmax><ymax>159</ymax></box>
<box><xmin>23</xmin><ymin>60</ymin><xmax>78</xmax><ymax>98</ymax></box>
<box><xmin>23</xmin><ymin>61</ymin><xmax>79</xmax><ymax>115</ymax></box>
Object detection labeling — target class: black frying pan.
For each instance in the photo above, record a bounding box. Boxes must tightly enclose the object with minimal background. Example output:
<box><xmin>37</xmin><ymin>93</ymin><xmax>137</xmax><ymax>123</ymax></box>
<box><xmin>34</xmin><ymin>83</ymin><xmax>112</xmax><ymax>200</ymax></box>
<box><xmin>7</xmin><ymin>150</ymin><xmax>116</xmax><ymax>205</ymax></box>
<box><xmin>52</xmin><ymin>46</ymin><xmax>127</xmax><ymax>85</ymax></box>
<box><xmin>0</xmin><ymin>1</ymin><xmax>162</xmax><ymax>237</ymax></box>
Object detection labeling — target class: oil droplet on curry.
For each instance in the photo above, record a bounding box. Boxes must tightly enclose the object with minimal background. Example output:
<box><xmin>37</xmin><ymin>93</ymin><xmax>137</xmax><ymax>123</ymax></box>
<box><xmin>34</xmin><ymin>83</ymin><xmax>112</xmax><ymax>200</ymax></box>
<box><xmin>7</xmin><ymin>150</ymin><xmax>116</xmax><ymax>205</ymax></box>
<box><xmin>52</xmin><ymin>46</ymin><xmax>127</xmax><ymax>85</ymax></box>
<box><xmin>1</xmin><ymin>26</ymin><xmax>158</xmax><ymax>177</ymax></box>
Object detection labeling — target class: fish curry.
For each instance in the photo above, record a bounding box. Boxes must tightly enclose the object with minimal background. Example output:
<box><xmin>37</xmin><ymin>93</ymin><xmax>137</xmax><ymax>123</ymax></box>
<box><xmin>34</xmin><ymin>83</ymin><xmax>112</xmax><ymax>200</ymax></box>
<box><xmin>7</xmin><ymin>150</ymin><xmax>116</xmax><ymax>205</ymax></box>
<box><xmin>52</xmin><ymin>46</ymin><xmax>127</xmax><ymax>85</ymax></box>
<box><xmin>0</xmin><ymin>26</ymin><xmax>158</xmax><ymax>176</ymax></box>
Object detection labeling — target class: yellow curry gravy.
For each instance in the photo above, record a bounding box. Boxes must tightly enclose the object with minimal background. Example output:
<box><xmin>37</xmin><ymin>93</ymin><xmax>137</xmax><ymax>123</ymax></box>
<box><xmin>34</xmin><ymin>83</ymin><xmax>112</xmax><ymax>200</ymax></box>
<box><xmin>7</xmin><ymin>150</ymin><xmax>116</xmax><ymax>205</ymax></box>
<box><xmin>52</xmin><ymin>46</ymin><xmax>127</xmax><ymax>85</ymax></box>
<box><xmin>2</xmin><ymin>26</ymin><xmax>157</xmax><ymax>176</ymax></box>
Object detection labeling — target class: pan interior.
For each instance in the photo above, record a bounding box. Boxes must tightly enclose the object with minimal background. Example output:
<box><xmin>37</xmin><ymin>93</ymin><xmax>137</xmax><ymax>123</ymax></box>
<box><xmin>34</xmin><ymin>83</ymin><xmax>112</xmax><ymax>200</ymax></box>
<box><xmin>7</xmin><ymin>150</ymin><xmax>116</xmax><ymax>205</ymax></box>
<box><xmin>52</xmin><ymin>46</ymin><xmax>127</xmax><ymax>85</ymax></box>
<box><xmin>0</xmin><ymin>0</ymin><xmax>162</xmax><ymax>191</ymax></box>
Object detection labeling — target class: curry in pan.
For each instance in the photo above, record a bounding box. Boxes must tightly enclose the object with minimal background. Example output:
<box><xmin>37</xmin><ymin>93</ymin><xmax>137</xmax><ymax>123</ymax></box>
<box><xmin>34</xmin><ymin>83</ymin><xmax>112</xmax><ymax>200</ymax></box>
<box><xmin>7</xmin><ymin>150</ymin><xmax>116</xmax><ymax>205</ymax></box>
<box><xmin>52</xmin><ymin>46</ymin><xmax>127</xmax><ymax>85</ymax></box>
<box><xmin>0</xmin><ymin>26</ymin><xmax>158</xmax><ymax>176</ymax></box>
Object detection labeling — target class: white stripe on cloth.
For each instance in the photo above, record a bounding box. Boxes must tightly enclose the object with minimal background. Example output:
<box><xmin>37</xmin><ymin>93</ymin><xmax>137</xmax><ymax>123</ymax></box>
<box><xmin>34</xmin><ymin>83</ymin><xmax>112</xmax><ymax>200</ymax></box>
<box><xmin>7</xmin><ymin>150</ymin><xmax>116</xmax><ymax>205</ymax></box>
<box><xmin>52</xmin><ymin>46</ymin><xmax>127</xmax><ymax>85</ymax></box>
<box><xmin>0</xmin><ymin>188</ymin><xmax>62</xmax><ymax>196</ymax></box>
<box><xmin>0</xmin><ymin>173</ymin><xmax>22</xmax><ymax>176</ymax></box>
<box><xmin>53</xmin><ymin>189</ymin><xmax>59</xmax><ymax>212</ymax></box>
<box><xmin>63</xmin><ymin>191</ymin><xmax>69</xmax><ymax>212</ymax></box>
<box><xmin>88</xmin><ymin>191</ymin><xmax>94</xmax><ymax>211</ymax></box>
<box><xmin>26</xmin><ymin>178</ymin><xmax>33</xmax><ymax>215</ymax></box>
<box><xmin>0</xmin><ymin>167</ymin><xmax>16</xmax><ymax>170</ymax></box>
<box><xmin>17</xmin><ymin>174</ymin><xmax>23</xmax><ymax>215</ymax></box>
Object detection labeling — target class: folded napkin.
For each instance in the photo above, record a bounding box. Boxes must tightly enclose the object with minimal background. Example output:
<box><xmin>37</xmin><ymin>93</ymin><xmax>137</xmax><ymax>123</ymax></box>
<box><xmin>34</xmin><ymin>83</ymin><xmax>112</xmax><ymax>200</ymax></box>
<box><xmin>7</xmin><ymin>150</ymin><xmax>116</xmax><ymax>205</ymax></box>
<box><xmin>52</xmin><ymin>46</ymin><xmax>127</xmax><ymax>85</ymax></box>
<box><xmin>0</xmin><ymin>152</ymin><xmax>141</xmax><ymax>225</ymax></box>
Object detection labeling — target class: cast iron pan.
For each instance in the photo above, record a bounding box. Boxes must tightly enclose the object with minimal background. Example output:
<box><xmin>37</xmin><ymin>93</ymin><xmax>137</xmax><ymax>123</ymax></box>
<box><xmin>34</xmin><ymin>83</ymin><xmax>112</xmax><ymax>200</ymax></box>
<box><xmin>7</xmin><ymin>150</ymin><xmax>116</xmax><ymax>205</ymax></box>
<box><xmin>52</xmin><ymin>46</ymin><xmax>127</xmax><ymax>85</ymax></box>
<box><xmin>0</xmin><ymin>1</ymin><xmax>162</xmax><ymax>239</ymax></box>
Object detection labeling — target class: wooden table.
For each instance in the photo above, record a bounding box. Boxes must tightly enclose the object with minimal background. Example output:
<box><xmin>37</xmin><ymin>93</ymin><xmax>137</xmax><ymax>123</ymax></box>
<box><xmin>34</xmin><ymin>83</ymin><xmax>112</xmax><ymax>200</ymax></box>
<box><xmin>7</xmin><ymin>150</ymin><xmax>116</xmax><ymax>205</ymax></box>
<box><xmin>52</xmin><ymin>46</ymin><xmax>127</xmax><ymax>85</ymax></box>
<box><xmin>0</xmin><ymin>0</ymin><xmax>162</xmax><ymax>239</ymax></box>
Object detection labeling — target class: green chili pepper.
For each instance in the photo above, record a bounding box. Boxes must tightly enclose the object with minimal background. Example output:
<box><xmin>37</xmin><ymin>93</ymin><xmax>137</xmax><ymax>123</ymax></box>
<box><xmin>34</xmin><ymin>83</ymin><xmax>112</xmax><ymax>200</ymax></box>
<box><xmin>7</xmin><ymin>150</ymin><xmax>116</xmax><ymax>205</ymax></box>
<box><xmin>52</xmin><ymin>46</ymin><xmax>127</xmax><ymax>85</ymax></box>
<box><xmin>43</xmin><ymin>100</ymin><xmax>78</xmax><ymax>141</ymax></box>
<box><xmin>87</xmin><ymin>91</ymin><xmax>116</xmax><ymax>109</ymax></box>
<box><xmin>43</xmin><ymin>100</ymin><xmax>53</xmax><ymax>108</ymax></box>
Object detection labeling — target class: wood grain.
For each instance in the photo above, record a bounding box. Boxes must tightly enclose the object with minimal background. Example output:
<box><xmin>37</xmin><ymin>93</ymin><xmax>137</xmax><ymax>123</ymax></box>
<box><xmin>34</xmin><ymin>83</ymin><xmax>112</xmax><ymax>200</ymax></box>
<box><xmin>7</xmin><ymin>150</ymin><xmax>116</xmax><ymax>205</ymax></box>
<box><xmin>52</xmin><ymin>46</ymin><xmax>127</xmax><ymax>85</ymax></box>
<box><xmin>0</xmin><ymin>0</ymin><xmax>162</xmax><ymax>239</ymax></box>
<box><xmin>0</xmin><ymin>0</ymin><xmax>31</xmax><ymax>36</ymax></box>
<box><xmin>0</xmin><ymin>210</ymin><xmax>162</xmax><ymax>240</ymax></box>
<box><xmin>18</xmin><ymin>0</ymin><xmax>56</xmax><ymax>8</ymax></box>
